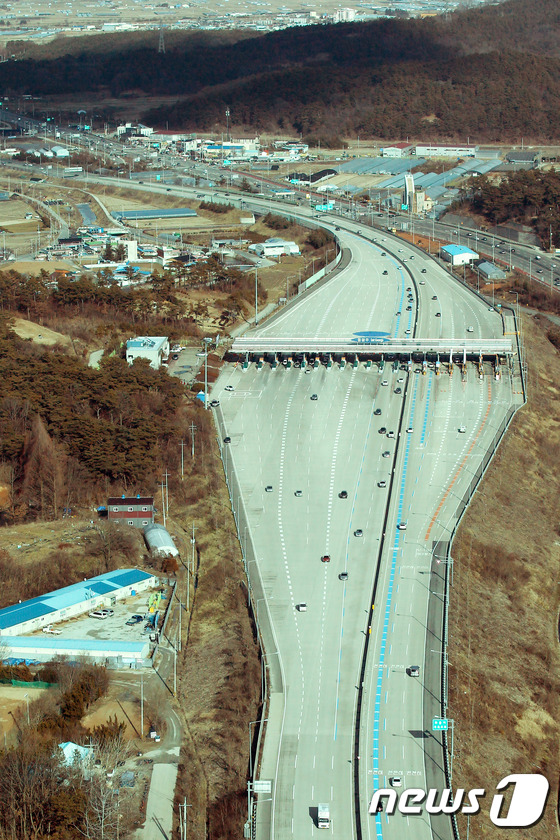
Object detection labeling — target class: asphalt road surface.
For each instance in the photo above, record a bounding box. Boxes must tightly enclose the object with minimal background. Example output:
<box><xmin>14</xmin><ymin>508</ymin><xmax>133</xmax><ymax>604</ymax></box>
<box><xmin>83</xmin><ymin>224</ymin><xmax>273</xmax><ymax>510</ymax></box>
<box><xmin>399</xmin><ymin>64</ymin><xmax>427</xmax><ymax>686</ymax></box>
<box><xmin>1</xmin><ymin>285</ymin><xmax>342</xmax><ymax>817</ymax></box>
<box><xmin>213</xmin><ymin>228</ymin><xmax>522</xmax><ymax>840</ymax></box>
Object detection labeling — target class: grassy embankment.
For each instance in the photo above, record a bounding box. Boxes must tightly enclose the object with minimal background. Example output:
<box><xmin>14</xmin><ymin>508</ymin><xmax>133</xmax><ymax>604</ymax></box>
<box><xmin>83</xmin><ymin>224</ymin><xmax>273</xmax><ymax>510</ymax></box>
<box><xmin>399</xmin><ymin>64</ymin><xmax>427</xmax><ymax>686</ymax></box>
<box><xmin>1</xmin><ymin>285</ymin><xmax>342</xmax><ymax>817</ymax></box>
<box><xmin>450</xmin><ymin>311</ymin><xmax>560</xmax><ymax>838</ymax></box>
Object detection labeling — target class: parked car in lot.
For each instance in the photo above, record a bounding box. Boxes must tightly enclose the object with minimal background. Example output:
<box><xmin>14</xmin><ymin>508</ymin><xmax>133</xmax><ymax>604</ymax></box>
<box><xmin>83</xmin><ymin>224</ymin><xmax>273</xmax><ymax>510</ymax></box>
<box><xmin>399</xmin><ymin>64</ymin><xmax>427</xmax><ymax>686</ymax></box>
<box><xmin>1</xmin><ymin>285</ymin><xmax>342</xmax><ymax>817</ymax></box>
<box><xmin>89</xmin><ymin>609</ymin><xmax>112</xmax><ymax>619</ymax></box>
<box><xmin>126</xmin><ymin>615</ymin><xmax>144</xmax><ymax>626</ymax></box>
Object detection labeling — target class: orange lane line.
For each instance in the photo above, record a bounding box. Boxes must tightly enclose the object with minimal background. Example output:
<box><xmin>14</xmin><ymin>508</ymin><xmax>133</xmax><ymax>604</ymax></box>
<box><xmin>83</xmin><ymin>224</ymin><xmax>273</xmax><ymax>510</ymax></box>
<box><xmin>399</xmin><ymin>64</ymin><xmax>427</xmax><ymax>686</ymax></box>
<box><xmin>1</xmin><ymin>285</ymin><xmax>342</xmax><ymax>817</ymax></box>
<box><xmin>425</xmin><ymin>379</ymin><xmax>492</xmax><ymax>542</ymax></box>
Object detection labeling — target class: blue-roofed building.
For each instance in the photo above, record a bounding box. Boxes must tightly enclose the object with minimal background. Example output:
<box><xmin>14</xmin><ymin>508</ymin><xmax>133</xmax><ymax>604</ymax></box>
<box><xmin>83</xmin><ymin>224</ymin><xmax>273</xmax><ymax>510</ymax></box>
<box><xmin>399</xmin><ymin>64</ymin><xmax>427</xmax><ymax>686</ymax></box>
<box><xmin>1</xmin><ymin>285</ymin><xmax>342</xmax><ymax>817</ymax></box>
<box><xmin>0</xmin><ymin>568</ymin><xmax>158</xmax><ymax>637</ymax></box>
<box><xmin>440</xmin><ymin>244</ymin><xmax>479</xmax><ymax>266</ymax></box>
<box><xmin>111</xmin><ymin>208</ymin><xmax>197</xmax><ymax>222</ymax></box>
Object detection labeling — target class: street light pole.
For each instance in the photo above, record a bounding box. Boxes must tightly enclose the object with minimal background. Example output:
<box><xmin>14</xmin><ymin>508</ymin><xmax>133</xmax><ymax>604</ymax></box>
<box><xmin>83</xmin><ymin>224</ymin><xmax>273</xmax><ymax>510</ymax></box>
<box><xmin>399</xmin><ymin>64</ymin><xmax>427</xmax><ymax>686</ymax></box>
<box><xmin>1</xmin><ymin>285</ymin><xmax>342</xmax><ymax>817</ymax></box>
<box><xmin>254</xmin><ymin>267</ymin><xmax>259</xmax><ymax>324</ymax></box>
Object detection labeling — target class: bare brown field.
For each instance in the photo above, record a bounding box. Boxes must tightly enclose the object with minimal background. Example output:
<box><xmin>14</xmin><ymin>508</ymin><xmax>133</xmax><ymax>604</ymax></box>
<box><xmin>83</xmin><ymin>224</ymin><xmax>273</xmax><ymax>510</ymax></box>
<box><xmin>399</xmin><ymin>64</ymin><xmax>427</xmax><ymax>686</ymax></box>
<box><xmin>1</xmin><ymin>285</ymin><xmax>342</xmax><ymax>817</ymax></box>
<box><xmin>450</xmin><ymin>311</ymin><xmax>560</xmax><ymax>839</ymax></box>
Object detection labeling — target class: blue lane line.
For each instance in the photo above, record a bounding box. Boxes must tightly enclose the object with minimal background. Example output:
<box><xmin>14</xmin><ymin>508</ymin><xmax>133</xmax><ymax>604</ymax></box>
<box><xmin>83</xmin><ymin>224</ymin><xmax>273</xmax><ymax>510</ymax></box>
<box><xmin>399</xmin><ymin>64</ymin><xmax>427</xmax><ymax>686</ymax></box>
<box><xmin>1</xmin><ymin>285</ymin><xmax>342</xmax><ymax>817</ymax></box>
<box><xmin>373</xmin><ymin>373</ymin><xmax>419</xmax><ymax>836</ymax></box>
<box><xmin>420</xmin><ymin>370</ymin><xmax>433</xmax><ymax>446</ymax></box>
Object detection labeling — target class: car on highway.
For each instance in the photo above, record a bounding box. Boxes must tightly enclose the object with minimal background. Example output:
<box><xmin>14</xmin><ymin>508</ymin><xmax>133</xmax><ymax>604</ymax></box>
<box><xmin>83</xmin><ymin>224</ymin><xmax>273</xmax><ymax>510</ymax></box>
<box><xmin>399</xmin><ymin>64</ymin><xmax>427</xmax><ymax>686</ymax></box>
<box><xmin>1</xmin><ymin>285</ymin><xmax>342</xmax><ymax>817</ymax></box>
<box><xmin>408</xmin><ymin>665</ymin><xmax>420</xmax><ymax>677</ymax></box>
<box><xmin>378</xmin><ymin>427</ymin><xmax>387</xmax><ymax>434</ymax></box>
<box><xmin>338</xmin><ymin>490</ymin><xmax>348</xmax><ymax>498</ymax></box>
<box><xmin>225</xmin><ymin>385</ymin><xmax>235</xmax><ymax>391</ymax></box>
<box><xmin>335</xmin><ymin>226</ymin><xmax>340</xmax><ymax>231</ymax></box>
<box><xmin>459</xmin><ymin>425</ymin><xmax>466</xmax><ymax>433</ymax></box>
<box><xmin>395</xmin><ymin>387</ymin><xmax>402</xmax><ymax>394</ymax></box>
<box><xmin>405</xmin><ymin>330</ymin><xmax>411</xmax><ymax>335</ymax></box>
<box><xmin>435</xmin><ymin>312</ymin><xmax>441</xmax><ymax>317</ymax></box>
<box><xmin>210</xmin><ymin>399</ymin><xmax>220</xmax><ymax>407</ymax></box>
<box><xmin>421</xmin><ymin>268</ymin><xmax>427</xmax><ymax>274</ymax></box>
<box><xmin>296</xmin><ymin>603</ymin><xmax>307</xmax><ymax>612</ymax></box>
<box><xmin>406</xmin><ymin>305</ymin><xmax>412</xmax><ymax>311</ymax></box>
<box><xmin>535</xmin><ymin>255</ymin><xmax>541</xmax><ymax>260</ymax></box>
<box><xmin>467</xmin><ymin>326</ymin><xmax>474</xmax><ymax>332</ymax></box>
<box><xmin>382</xmin><ymin>450</ymin><xmax>391</xmax><ymax>458</ymax></box>
<box><xmin>387</xmin><ymin>430</ymin><xmax>395</xmax><ymax>438</ymax></box>
<box><xmin>432</xmin><ymin>295</ymin><xmax>438</xmax><ymax>300</ymax></box>
<box><xmin>381</xmin><ymin>252</ymin><xmax>386</xmax><ymax>256</ymax></box>
<box><xmin>406</xmin><ymin>427</ymin><xmax>414</xmax><ymax>434</ymax></box>
<box><xmin>377</xmin><ymin>480</ymin><xmax>387</xmax><ymax>488</ymax></box>
<box><xmin>321</xmin><ymin>555</ymin><xmax>331</xmax><ymax>563</ymax></box>
<box><xmin>374</xmin><ymin>408</ymin><xmax>382</xmax><ymax>415</ymax></box>
<box><xmin>398</xmin><ymin>248</ymin><xmax>403</xmax><ymax>252</ymax></box>
<box><xmin>397</xmin><ymin>522</ymin><xmax>407</xmax><ymax>530</ymax></box>
<box><xmin>294</xmin><ymin>490</ymin><xmax>302</xmax><ymax>497</ymax></box>
<box><xmin>419</xmin><ymin>279</ymin><xmax>426</xmax><ymax>284</ymax></box>
<box><xmin>338</xmin><ymin>572</ymin><xmax>348</xmax><ymax>581</ymax></box>
<box><xmin>537</xmin><ymin>269</ymin><xmax>543</xmax><ymax>273</ymax></box>
<box><xmin>223</xmin><ymin>436</ymin><xmax>231</xmax><ymax>444</ymax></box>
<box><xmin>396</xmin><ymin>311</ymin><xmax>401</xmax><ymax>316</ymax></box>
<box><xmin>311</xmin><ymin>394</ymin><xmax>318</xmax><ymax>400</ymax></box>
<box><xmin>390</xmin><ymin>777</ymin><xmax>402</xmax><ymax>788</ymax></box>
<box><xmin>381</xmin><ymin>380</ymin><xmax>388</xmax><ymax>386</ymax></box>
<box><xmin>354</xmin><ymin>529</ymin><xmax>363</xmax><ymax>537</ymax></box>
<box><xmin>126</xmin><ymin>615</ymin><xmax>144</xmax><ymax>626</ymax></box>
<box><xmin>265</xmin><ymin>485</ymin><xmax>273</xmax><ymax>492</ymax></box>
<box><xmin>357</xmin><ymin>229</ymin><xmax>362</xmax><ymax>234</ymax></box>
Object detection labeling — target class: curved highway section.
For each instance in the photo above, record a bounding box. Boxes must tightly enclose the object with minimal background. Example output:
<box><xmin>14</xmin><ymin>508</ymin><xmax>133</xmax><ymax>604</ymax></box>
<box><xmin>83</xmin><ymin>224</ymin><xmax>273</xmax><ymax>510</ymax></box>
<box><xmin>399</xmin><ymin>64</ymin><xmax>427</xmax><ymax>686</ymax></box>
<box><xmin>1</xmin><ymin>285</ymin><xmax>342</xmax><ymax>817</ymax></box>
<box><xmin>215</xmin><ymin>225</ymin><xmax>520</xmax><ymax>838</ymax></box>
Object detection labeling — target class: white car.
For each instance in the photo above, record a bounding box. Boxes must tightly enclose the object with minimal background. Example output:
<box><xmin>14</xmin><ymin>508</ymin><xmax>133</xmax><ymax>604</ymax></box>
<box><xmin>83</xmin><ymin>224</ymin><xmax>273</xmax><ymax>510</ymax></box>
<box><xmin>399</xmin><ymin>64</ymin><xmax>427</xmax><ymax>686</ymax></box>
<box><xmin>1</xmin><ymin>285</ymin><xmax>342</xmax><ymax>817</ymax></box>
<box><xmin>390</xmin><ymin>777</ymin><xmax>403</xmax><ymax>788</ymax></box>
<box><xmin>467</xmin><ymin>326</ymin><xmax>473</xmax><ymax>333</ymax></box>
<box><xmin>381</xmin><ymin>380</ymin><xmax>388</xmax><ymax>386</ymax></box>
<box><xmin>224</xmin><ymin>385</ymin><xmax>235</xmax><ymax>391</ymax></box>
<box><xmin>459</xmin><ymin>426</ymin><xmax>466</xmax><ymax>433</ymax></box>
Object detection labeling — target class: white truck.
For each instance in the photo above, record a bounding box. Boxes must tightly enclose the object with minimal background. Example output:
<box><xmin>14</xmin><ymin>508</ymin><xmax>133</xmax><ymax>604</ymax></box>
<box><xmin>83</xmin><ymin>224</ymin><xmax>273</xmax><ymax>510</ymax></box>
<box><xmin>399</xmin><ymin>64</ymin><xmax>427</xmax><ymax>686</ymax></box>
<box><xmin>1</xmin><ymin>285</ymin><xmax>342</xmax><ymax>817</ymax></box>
<box><xmin>317</xmin><ymin>803</ymin><xmax>330</xmax><ymax>829</ymax></box>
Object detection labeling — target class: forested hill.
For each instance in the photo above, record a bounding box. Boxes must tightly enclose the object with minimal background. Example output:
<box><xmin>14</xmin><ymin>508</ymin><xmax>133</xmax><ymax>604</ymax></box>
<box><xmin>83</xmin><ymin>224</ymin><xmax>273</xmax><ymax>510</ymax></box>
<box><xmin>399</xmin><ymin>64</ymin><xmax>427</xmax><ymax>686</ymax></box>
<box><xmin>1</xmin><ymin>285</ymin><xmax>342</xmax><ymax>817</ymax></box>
<box><xmin>2</xmin><ymin>0</ymin><xmax>560</xmax><ymax>140</ymax></box>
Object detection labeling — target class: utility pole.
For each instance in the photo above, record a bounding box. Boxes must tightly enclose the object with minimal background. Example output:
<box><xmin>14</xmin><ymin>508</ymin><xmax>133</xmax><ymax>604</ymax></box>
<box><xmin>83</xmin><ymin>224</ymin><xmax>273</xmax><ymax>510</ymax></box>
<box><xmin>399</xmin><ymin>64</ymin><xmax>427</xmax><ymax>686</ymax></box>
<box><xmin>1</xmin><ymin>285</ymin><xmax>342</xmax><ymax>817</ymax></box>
<box><xmin>164</xmin><ymin>470</ymin><xmax>170</xmax><ymax>518</ymax></box>
<box><xmin>140</xmin><ymin>672</ymin><xmax>144</xmax><ymax>738</ymax></box>
<box><xmin>189</xmin><ymin>421</ymin><xmax>197</xmax><ymax>459</ymax></box>
<box><xmin>255</xmin><ymin>266</ymin><xmax>258</xmax><ymax>324</ymax></box>
<box><xmin>161</xmin><ymin>479</ymin><xmax>166</xmax><ymax>528</ymax></box>
<box><xmin>179</xmin><ymin>799</ymin><xmax>192</xmax><ymax>840</ymax></box>
<box><xmin>180</xmin><ymin>439</ymin><xmax>186</xmax><ymax>480</ymax></box>
<box><xmin>188</xmin><ymin>523</ymin><xmax>195</xmax><ymax>611</ymax></box>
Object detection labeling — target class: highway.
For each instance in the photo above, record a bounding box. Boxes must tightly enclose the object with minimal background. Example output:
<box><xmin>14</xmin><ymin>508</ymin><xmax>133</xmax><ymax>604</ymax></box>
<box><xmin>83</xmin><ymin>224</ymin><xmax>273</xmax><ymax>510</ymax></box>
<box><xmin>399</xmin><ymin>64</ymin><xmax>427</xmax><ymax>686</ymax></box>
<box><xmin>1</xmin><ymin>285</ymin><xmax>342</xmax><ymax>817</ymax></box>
<box><xmin>212</xmin><ymin>229</ymin><xmax>523</xmax><ymax>839</ymax></box>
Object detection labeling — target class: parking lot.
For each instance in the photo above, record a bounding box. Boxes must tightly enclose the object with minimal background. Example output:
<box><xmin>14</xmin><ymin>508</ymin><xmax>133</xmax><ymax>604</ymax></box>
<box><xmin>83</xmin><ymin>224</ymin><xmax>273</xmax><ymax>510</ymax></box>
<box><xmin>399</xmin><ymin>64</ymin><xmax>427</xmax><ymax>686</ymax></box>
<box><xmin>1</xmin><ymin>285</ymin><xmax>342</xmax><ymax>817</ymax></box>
<box><xmin>32</xmin><ymin>584</ymin><xmax>172</xmax><ymax>643</ymax></box>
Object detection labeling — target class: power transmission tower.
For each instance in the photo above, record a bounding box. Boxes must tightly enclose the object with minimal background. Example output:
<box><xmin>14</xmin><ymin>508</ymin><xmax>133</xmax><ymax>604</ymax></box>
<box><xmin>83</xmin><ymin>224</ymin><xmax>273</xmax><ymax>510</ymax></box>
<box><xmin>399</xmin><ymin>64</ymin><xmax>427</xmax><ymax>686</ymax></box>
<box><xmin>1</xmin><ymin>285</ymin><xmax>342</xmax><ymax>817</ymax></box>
<box><xmin>158</xmin><ymin>28</ymin><xmax>165</xmax><ymax>54</ymax></box>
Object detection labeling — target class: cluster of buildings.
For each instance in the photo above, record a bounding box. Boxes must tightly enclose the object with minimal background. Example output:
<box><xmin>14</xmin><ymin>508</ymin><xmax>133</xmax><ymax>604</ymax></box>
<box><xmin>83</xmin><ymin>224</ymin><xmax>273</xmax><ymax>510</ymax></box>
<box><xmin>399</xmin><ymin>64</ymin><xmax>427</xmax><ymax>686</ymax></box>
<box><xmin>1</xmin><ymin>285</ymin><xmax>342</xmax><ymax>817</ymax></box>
<box><xmin>118</xmin><ymin>126</ymin><xmax>310</xmax><ymax>163</ymax></box>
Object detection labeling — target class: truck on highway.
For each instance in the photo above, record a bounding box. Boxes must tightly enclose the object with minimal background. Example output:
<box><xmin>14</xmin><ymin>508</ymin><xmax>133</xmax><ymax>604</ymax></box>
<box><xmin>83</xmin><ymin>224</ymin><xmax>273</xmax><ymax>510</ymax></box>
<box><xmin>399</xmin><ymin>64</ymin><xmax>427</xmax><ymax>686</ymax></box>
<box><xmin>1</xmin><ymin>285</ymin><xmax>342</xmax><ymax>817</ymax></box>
<box><xmin>317</xmin><ymin>804</ymin><xmax>330</xmax><ymax>828</ymax></box>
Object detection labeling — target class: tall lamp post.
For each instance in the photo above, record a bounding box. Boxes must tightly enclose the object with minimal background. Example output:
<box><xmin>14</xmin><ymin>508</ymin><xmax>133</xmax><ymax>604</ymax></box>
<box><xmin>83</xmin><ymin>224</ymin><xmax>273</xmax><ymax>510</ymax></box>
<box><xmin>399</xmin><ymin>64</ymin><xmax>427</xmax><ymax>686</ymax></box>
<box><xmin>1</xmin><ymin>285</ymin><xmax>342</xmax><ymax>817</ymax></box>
<box><xmin>202</xmin><ymin>337</ymin><xmax>212</xmax><ymax>409</ymax></box>
<box><xmin>254</xmin><ymin>267</ymin><xmax>259</xmax><ymax>325</ymax></box>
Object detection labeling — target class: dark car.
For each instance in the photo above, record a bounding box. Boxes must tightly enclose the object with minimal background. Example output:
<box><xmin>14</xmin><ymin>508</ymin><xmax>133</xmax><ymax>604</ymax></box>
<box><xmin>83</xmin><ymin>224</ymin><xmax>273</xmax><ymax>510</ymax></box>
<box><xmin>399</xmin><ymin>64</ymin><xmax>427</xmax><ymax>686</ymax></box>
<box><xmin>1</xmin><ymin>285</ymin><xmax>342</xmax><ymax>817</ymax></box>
<box><xmin>338</xmin><ymin>490</ymin><xmax>348</xmax><ymax>499</ymax></box>
<box><xmin>311</xmin><ymin>394</ymin><xmax>318</xmax><ymax>401</ymax></box>
<box><xmin>395</xmin><ymin>387</ymin><xmax>402</xmax><ymax>394</ymax></box>
<box><xmin>223</xmin><ymin>436</ymin><xmax>231</xmax><ymax>444</ymax></box>
<box><xmin>126</xmin><ymin>615</ymin><xmax>143</xmax><ymax>626</ymax></box>
<box><xmin>421</xmin><ymin>268</ymin><xmax>427</xmax><ymax>273</ymax></box>
<box><xmin>172</xmin><ymin>354</ymin><xmax>179</xmax><ymax>360</ymax></box>
<box><xmin>379</xmin><ymin>426</ymin><xmax>387</xmax><ymax>434</ymax></box>
<box><xmin>374</xmin><ymin>408</ymin><xmax>382</xmax><ymax>416</ymax></box>
<box><xmin>382</xmin><ymin>270</ymin><xmax>388</xmax><ymax>275</ymax></box>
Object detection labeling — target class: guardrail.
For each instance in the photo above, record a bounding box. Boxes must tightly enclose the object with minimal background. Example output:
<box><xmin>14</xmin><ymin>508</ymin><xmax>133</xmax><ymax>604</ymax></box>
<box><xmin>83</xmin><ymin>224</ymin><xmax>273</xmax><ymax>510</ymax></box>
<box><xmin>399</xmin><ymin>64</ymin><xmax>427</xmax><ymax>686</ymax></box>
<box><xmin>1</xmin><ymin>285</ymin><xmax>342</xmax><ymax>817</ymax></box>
<box><xmin>436</xmin><ymin>304</ymin><xmax>525</xmax><ymax>840</ymax></box>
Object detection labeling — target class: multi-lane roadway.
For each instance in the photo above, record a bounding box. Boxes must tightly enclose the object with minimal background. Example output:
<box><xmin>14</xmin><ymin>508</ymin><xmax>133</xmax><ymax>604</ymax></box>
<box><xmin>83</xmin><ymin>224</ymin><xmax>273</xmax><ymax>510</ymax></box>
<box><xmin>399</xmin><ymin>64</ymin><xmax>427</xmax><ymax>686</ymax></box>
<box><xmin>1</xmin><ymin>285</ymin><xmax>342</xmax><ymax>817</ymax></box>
<box><xmin>212</xmin><ymin>227</ymin><xmax>522</xmax><ymax>839</ymax></box>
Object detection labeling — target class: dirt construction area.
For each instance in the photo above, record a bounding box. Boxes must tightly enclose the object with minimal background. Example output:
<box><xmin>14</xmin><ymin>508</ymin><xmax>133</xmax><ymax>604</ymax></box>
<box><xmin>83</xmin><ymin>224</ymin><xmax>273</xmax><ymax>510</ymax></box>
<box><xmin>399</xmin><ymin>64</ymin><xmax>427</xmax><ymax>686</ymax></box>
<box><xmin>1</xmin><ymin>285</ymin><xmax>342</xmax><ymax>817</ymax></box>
<box><xmin>0</xmin><ymin>685</ymin><xmax>50</xmax><ymax>743</ymax></box>
<box><xmin>12</xmin><ymin>317</ymin><xmax>73</xmax><ymax>348</ymax></box>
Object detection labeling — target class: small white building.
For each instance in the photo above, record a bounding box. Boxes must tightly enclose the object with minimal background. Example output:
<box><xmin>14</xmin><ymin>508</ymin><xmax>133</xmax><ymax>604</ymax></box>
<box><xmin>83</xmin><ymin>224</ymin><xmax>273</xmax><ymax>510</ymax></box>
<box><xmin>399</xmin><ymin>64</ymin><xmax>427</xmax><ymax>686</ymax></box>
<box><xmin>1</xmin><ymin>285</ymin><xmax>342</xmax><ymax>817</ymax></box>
<box><xmin>382</xmin><ymin>142</ymin><xmax>414</xmax><ymax>158</ymax></box>
<box><xmin>144</xmin><ymin>523</ymin><xmax>179</xmax><ymax>558</ymax></box>
<box><xmin>126</xmin><ymin>336</ymin><xmax>169</xmax><ymax>369</ymax></box>
<box><xmin>51</xmin><ymin>145</ymin><xmax>70</xmax><ymax>158</ymax></box>
<box><xmin>440</xmin><ymin>244</ymin><xmax>479</xmax><ymax>266</ymax></box>
<box><xmin>248</xmin><ymin>238</ymin><xmax>300</xmax><ymax>257</ymax></box>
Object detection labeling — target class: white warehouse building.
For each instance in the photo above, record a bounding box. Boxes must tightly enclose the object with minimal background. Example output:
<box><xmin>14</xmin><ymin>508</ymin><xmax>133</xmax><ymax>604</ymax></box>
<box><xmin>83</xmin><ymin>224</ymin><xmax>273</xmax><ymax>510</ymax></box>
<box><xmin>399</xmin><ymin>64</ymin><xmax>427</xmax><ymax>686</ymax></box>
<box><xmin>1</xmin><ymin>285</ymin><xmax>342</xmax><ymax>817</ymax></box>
<box><xmin>0</xmin><ymin>568</ymin><xmax>158</xmax><ymax>637</ymax></box>
<box><xmin>440</xmin><ymin>244</ymin><xmax>479</xmax><ymax>266</ymax></box>
<box><xmin>248</xmin><ymin>238</ymin><xmax>300</xmax><ymax>257</ymax></box>
<box><xmin>126</xmin><ymin>336</ymin><xmax>169</xmax><ymax>369</ymax></box>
